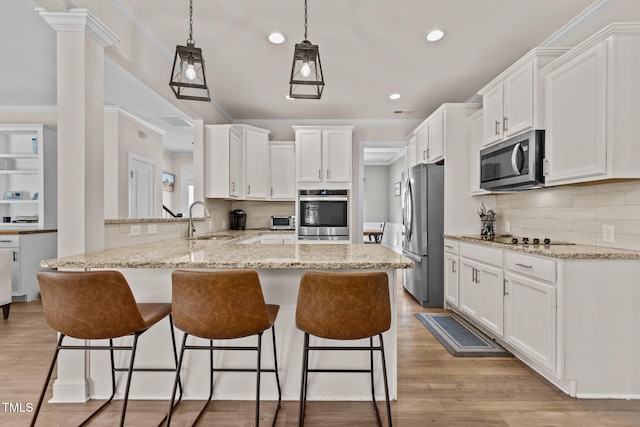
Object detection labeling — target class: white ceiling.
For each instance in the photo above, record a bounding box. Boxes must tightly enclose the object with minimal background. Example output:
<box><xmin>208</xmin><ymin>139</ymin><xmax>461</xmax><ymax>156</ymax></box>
<box><xmin>3</xmin><ymin>0</ymin><xmax>640</xmax><ymax>153</ymax></box>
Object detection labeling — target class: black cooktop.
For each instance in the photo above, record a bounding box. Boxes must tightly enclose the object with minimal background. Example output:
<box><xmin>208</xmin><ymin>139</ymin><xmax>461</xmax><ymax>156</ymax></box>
<box><xmin>467</xmin><ymin>235</ymin><xmax>575</xmax><ymax>246</ymax></box>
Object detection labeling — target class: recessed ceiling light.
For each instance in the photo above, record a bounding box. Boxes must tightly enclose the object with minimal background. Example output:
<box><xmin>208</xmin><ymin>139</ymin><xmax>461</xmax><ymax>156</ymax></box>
<box><xmin>426</xmin><ymin>29</ymin><xmax>445</xmax><ymax>42</ymax></box>
<box><xmin>389</xmin><ymin>93</ymin><xmax>401</xmax><ymax>100</ymax></box>
<box><xmin>268</xmin><ymin>32</ymin><xmax>287</xmax><ymax>44</ymax></box>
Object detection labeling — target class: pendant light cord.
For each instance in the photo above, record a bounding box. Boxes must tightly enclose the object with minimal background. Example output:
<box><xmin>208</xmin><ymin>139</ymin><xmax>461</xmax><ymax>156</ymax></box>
<box><xmin>187</xmin><ymin>0</ymin><xmax>195</xmax><ymax>44</ymax></box>
<box><xmin>304</xmin><ymin>0</ymin><xmax>308</xmax><ymax>41</ymax></box>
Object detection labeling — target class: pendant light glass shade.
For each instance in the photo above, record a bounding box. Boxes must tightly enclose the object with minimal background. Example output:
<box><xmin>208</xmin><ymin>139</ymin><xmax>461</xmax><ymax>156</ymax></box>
<box><xmin>289</xmin><ymin>0</ymin><xmax>324</xmax><ymax>99</ymax></box>
<box><xmin>169</xmin><ymin>0</ymin><xmax>211</xmax><ymax>101</ymax></box>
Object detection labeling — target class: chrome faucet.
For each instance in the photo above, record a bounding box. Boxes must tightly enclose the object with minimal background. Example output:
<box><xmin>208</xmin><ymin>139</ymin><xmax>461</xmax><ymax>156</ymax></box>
<box><xmin>188</xmin><ymin>201</ymin><xmax>211</xmax><ymax>238</ymax></box>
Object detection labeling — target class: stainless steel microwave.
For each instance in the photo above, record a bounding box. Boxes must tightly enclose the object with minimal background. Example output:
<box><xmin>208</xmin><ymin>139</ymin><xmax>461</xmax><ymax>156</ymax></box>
<box><xmin>480</xmin><ymin>130</ymin><xmax>545</xmax><ymax>191</ymax></box>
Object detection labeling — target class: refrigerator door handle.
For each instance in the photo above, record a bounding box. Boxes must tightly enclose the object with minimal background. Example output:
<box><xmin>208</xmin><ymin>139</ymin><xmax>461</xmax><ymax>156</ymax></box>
<box><xmin>402</xmin><ymin>250</ymin><xmax>422</xmax><ymax>263</ymax></box>
<box><xmin>404</xmin><ymin>177</ymin><xmax>414</xmax><ymax>244</ymax></box>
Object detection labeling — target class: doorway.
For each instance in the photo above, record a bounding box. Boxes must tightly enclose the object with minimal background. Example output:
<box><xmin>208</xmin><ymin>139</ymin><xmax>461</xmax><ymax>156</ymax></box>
<box><xmin>128</xmin><ymin>154</ymin><xmax>156</xmax><ymax>218</ymax></box>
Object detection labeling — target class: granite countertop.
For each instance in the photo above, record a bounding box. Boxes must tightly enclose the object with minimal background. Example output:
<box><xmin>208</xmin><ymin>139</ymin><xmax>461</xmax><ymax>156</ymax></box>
<box><xmin>41</xmin><ymin>230</ymin><xmax>413</xmax><ymax>269</ymax></box>
<box><xmin>445</xmin><ymin>235</ymin><xmax>640</xmax><ymax>260</ymax></box>
<box><xmin>0</xmin><ymin>229</ymin><xmax>57</xmax><ymax>235</ymax></box>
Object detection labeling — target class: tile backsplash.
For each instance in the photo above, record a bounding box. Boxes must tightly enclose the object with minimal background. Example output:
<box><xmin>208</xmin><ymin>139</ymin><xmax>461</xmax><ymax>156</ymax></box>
<box><xmin>496</xmin><ymin>180</ymin><xmax>640</xmax><ymax>251</ymax></box>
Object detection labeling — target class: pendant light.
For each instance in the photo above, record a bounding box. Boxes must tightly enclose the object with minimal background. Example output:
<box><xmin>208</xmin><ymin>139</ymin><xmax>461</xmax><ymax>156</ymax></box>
<box><xmin>169</xmin><ymin>0</ymin><xmax>211</xmax><ymax>101</ymax></box>
<box><xmin>289</xmin><ymin>0</ymin><xmax>324</xmax><ymax>99</ymax></box>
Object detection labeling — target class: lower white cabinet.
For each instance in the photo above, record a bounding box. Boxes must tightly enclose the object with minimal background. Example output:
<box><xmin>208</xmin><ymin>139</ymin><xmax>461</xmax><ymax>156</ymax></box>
<box><xmin>0</xmin><ymin>232</ymin><xmax>56</xmax><ymax>301</ymax></box>
<box><xmin>504</xmin><ymin>272</ymin><xmax>556</xmax><ymax>371</ymax></box>
<box><xmin>459</xmin><ymin>256</ymin><xmax>504</xmax><ymax>337</ymax></box>
<box><xmin>444</xmin><ymin>239</ymin><xmax>459</xmax><ymax>307</ymax></box>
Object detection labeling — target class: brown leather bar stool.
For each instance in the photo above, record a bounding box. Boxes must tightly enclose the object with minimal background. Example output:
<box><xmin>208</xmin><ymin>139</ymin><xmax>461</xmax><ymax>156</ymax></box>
<box><xmin>32</xmin><ymin>270</ymin><xmax>182</xmax><ymax>427</ymax></box>
<box><xmin>168</xmin><ymin>269</ymin><xmax>281</xmax><ymax>426</ymax></box>
<box><xmin>296</xmin><ymin>270</ymin><xmax>393</xmax><ymax>426</ymax></box>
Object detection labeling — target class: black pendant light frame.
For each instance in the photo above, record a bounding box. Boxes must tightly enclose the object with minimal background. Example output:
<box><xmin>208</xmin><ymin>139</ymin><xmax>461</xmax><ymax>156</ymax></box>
<box><xmin>289</xmin><ymin>0</ymin><xmax>325</xmax><ymax>99</ymax></box>
<box><xmin>169</xmin><ymin>0</ymin><xmax>211</xmax><ymax>102</ymax></box>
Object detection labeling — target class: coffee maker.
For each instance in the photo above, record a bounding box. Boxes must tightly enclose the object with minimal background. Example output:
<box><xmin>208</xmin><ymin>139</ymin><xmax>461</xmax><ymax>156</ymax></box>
<box><xmin>230</xmin><ymin>209</ymin><xmax>246</xmax><ymax>230</ymax></box>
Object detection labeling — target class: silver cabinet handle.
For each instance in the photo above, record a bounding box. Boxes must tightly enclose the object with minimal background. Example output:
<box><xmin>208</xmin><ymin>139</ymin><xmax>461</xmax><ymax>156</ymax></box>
<box><xmin>271</xmin><ymin>186</ymin><xmax>273</xmax><ymax>196</ymax></box>
<box><xmin>13</xmin><ymin>251</ymin><xmax>17</xmax><ymax>262</ymax></box>
<box><xmin>248</xmin><ymin>184</ymin><xmax>251</xmax><ymax>194</ymax></box>
<box><xmin>452</xmin><ymin>260</ymin><xmax>456</xmax><ymax>274</ymax></box>
<box><xmin>231</xmin><ymin>181</ymin><xmax>235</xmax><ymax>192</ymax></box>
<box><xmin>318</xmin><ymin>169</ymin><xmax>321</xmax><ymax>179</ymax></box>
<box><xmin>515</xmin><ymin>263</ymin><xmax>533</xmax><ymax>269</ymax></box>
<box><xmin>495</xmin><ymin>120</ymin><xmax>500</xmax><ymax>135</ymax></box>
<box><xmin>326</xmin><ymin>169</ymin><xmax>330</xmax><ymax>179</ymax></box>
<box><xmin>423</xmin><ymin>150</ymin><xmax>426</xmax><ymax>160</ymax></box>
<box><xmin>445</xmin><ymin>245</ymin><xmax>454</xmax><ymax>250</ymax></box>
<box><xmin>503</xmin><ymin>116</ymin><xmax>508</xmax><ymax>132</ymax></box>
<box><xmin>503</xmin><ymin>279</ymin><xmax>509</xmax><ymax>296</ymax></box>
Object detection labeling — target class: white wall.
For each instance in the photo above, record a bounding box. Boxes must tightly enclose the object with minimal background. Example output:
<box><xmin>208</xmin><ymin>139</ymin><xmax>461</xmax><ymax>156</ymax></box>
<box><xmin>388</xmin><ymin>155</ymin><xmax>405</xmax><ymax>224</ymax></box>
<box><xmin>496</xmin><ymin>180</ymin><xmax>640</xmax><ymax>250</ymax></box>
<box><xmin>364</xmin><ymin>166</ymin><xmax>389</xmax><ymax>223</ymax></box>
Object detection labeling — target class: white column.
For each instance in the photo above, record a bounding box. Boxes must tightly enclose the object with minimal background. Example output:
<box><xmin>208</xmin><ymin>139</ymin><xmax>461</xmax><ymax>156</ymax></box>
<box><xmin>38</xmin><ymin>7</ymin><xmax>119</xmax><ymax>403</ymax></box>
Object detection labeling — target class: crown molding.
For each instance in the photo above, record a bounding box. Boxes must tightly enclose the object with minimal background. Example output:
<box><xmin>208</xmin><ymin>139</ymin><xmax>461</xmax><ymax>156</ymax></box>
<box><xmin>541</xmin><ymin>0</ymin><xmax>614</xmax><ymax>47</ymax></box>
<box><xmin>235</xmin><ymin>118</ymin><xmax>422</xmax><ymax>127</ymax></box>
<box><xmin>104</xmin><ymin>106</ymin><xmax>167</xmax><ymax>135</ymax></box>
<box><xmin>36</xmin><ymin>7</ymin><xmax>120</xmax><ymax>48</ymax></box>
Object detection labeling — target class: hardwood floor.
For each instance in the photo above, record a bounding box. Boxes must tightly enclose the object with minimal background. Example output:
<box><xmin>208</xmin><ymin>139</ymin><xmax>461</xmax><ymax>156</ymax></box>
<box><xmin>1</xmin><ymin>274</ymin><xmax>640</xmax><ymax>426</ymax></box>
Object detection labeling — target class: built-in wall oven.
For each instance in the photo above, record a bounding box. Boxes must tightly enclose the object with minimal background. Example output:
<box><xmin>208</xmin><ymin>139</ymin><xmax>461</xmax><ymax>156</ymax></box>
<box><xmin>298</xmin><ymin>189</ymin><xmax>349</xmax><ymax>241</ymax></box>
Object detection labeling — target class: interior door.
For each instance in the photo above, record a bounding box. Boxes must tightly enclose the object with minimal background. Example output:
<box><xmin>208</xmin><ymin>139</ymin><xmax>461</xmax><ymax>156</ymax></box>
<box><xmin>129</xmin><ymin>155</ymin><xmax>156</xmax><ymax>218</ymax></box>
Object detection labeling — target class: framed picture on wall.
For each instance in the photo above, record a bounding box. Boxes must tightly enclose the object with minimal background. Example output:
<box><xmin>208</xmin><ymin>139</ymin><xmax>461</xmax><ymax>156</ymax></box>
<box><xmin>394</xmin><ymin>182</ymin><xmax>401</xmax><ymax>196</ymax></box>
<box><xmin>162</xmin><ymin>172</ymin><xmax>175</xmax><ymax>192</ymax></box>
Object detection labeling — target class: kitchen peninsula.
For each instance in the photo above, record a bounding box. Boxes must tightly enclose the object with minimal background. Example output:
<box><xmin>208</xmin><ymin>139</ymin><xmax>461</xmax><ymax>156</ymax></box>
<box><xmin>40</xmin><ymin>231</ymin><xmax>413</xmax><ymax>404</ymax></box>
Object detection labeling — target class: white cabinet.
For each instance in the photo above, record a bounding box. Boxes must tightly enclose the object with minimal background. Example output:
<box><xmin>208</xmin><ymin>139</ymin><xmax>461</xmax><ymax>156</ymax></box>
<box><xmin>243</xmin><ymin>127</ymin><xmax>270</xmax><ymax>199</ymax></box>
<box><xmin>293</xmin><ymin>126</ymin><xmax>353</xmax><ymax>187</ymax></box>
<box><xmin>410</xmin><ymin>106</ymin><xmax>445</xmax><ymax>165</ymax></box>
<box><xmin>204</xmin><ymin>124</ymin><xmax>270</xmax><ymax>199</ymax></box>
<box><xmin>444</xmin><ymin>239</ymin><xmax>459</xmax><ymax>308</ymax></box>
<box><xmin>459</xmin><ymin>243</ymin><xmax>504</xmax><ymax>337</ymax></box>
<box><xmin>543</xmin><ymin>23</ymin><xmax>640</xmax><ymax>186</ymax></box>
<box><xmin>468</xmin><ymin>109</ymin><xmax>487</xmax><ymax>195</ymax></box>
<box><xmin>268</xmin><ymin>142</ymin><xmax>295</xmax><ymax>200</ymax></box>
<box><xmin>0</xmin><ymin>125</ymin><xmax>57</xmax><ymax>230</ymax></box>
<box><xmin>478</xmin><ymin>48</ymin><xmax>569</xmax><ymax>146</ymax></box>
<box><xmin>0</xmin><ymin>232</ymin><xmax>57</xmax><ymax>301</ymax></box>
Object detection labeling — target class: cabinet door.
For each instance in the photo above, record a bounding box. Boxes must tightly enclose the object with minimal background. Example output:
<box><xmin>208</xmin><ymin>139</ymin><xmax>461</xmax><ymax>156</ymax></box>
<box><xmin>469</xmin><ymin>110</ymin><xmax>485</xmax><ymax>194</ymax></box>
<box><xmin>482</xmin><ymin>84</ymin><xmax>504</xmax><ymax>145</ymax></box>
<box><xmin>427</xmin><ymin>110</ymin><xmax>445</xmax><ymax>162</ymax></box>
<box><xmin>545</xmin><ymin>41</ymin><xmax>607</xmax><ymax>185</ymax></box>
<box><xmin>244</xmin><ymin>129</ymin><xmax>269</xmax><ymax>199</ymax></box>
<box><xmin>503</xmin><ymin>61</ymin><xmax>534</xmax><ymax>138</ymax></box>
<box><xmin>444</xmin><ymin>253</ymin><xmax>459</xmax><ymax>307</ymax></box>
<box><xmin>407</xmin><ymin>133</ymin><xmax>417</xmax><ymax>167</ymax></box>
<box><xmin>416</xmin><ymin>125</ymin><xmax>428</xmax><ymax>164</ymax></box>
<box><xmin>459</xmin><ymin>259</ymin><xmax>481</xmax><ymax>319</ymax></box>
<box><xmin>229</xmin><ymin>131</ymin><xmax>242</xmax><ymax>198</ymax></box>
<box><xmin>296</xmin><ymin>129</ymin><xmax>323</xmax><ymax>183</ymax></box>
<box><xmin>269</xmin><ymin>142</ymin><xmax>295</xmax><ymax>200</ymax></box>
<box><xmin>505</xmin><ymin>272</ymin><xmax>556</xmax><ymax>371</ymax></box>
<box><xmin>477</xmin><ymin>263</ymin><xmax>504</xmax><ymax>337</ymax></box>
<box><xmin>323</xmin><ymin>129</ymin><xmax>351</xmax><ymax>183</ymax></box>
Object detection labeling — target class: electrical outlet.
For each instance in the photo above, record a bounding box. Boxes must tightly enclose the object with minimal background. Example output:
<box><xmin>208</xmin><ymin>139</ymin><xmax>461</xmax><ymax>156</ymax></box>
<box><xmin>147</xmin><ymin>224</ymin><xmax>157</xmax><ymax>235</ymax></box>
<box><xmin>208</xmin><ymin>221</ymin><xmax>213</xmax><ymax>230</ymax></box>
<box><xmin>603</xmin><ymin>224</ymin><xmax>615</xmax><ymax>243</ymax></box>
<box><xmin>129</xmin><ymin>225</ymin><xmax>141</xmax><ymax>237</ymax></box>
<box><xmin>504</xmin><ymin>221</ymin><xmax>511</xmax><ymax>233</ymax></box>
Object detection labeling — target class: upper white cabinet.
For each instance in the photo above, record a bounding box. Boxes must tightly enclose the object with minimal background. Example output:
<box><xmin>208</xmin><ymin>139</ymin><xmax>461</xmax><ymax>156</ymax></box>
<box><xmin>543</xmin><ymin>23</ymin><xmax>640</xmax><ymax>186</ymax></box>
<box><xmin>410</xmin><ymin>106</ymin><xmax>445</xmax><ymax>165</ymax></box>
<box><xmin>204</xmin><ymin>124</ymin><xmax>270</xmax><ymax>199</ymax></box>
<box><xmin>243</xmin><ymin>126</ymin><xmax>270</xmax><ymax>199</ymax></box>
<box><xmin>0</xmin><ymin>125</ymin><xmax>56</xmax><ymax>230</ymax></box>
<box><xmin>468</xmin><ymin>109</ymin><xmax>487</xmax><ymax>195</ymax></box>
<box><xmin>269</xmin><ymin>141</ymin><xmax>295</xmax><ymax>200</ymax></box>
<box><xmin>478</xmin><ymin>48</ymin><xmax>569</xmax><ymax>146</ymax></box>
<box><xmin>294</xmin><ymin>126</ymin><xmax>353</xmax><ymax>187</ymax></box>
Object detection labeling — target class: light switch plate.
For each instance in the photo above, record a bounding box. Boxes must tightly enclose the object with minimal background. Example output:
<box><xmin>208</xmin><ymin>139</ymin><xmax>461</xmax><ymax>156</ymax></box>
<box><xmin>130</xmin><ymin>225</ymin><xmax>141</xmax><ymax>237</ymax></box>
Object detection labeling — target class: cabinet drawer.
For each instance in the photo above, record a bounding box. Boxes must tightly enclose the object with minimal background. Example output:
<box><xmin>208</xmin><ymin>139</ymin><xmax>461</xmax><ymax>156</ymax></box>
<box><xmin>444</xmin><ymin>239</ymin><xmax>459</xmax><ymax>254</ymax></box>
<box><xmin>0</xmin><ymin>236</ymin><xmax>18</xmax><ymax>247</ymax></box>
<box><xmin>506</xmin><ymin>252</ymin><xmax>556</xmax><ymax>283</ymax></box>
<box><xmin>460</xmin><ymin>243</ymin><xmax>503</xmax><ymax>267</ymax></box>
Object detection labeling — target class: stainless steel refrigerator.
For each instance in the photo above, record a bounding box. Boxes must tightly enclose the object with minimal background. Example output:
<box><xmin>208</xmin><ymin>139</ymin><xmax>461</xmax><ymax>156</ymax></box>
<box><xmin>401</xmin><ymin>163</ymin><xmax>444</xmax><ymax>307</ymax></box>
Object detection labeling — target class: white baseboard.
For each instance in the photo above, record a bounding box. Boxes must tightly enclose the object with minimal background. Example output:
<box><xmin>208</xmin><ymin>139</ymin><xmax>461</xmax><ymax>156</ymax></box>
<box><xmin>50</xmin><ymin>379</ymin><xmax>89</xmax><ymax>403</ymax></box>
